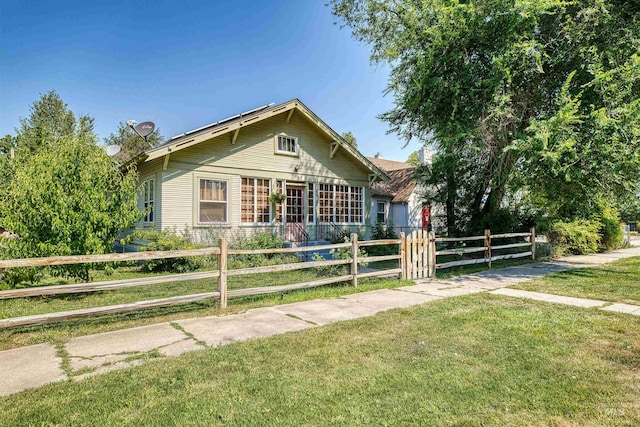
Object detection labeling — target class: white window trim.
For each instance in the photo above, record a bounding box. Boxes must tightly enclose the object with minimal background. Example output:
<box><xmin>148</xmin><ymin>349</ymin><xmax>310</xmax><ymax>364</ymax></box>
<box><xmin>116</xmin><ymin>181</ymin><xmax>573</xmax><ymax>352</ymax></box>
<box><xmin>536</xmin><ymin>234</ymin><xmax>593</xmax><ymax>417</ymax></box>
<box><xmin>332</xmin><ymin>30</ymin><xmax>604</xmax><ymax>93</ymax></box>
<box><xmin>376</xmin><ymin>200</ymin><xmax>387</xmax><ymax>223</ymax></box>
<box><xmin>240</xmin><ymin>177</ymin><xmax>272</xmax><ymax>226</ymax></box>
<box><xmin>274</xmin><ymin>133</ymin><xmax>299</xmax><ymax>157</ymax></box>
<box><xmin>142</xmin><ymin>177</ymin><xmax>155</xmax><ymax>224</ymax></box>
<box><xmin>306</xmin><ymin>182</ymin><xmax>316</xmax><ymax>225</ymax></box>
<box><xmin>197</xmin><ymin>177</ymin><xmax>229</xmax><ymax>225</ymax></box>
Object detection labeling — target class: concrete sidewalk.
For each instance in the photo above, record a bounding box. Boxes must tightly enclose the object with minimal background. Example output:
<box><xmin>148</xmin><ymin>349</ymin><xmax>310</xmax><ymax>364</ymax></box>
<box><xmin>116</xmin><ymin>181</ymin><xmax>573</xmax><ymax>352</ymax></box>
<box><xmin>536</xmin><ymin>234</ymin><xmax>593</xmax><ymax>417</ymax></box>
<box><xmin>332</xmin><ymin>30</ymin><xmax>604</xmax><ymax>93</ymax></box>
<box><xmin>2</xmin><ymin>243</ymin><xmax>640</xmax><ymax>397</ymax></box>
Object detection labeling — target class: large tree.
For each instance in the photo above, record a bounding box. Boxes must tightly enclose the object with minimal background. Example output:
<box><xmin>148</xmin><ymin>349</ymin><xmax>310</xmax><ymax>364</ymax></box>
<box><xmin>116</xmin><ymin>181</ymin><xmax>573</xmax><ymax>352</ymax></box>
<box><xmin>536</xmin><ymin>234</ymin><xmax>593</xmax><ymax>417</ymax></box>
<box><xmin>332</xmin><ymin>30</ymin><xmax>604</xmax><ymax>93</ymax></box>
<box><xmin>331</xmin><ymin>0</ymin><xmax>640</xmax><ymax>228</ymax></box>
<box><xmin>14</xmin><ymin>90</ymin><xmax>94</xmax><ymax>158</ymax></box>
<box><xmin>340</xmin><ymin>131</ymin><xmax>358</xmax><ymax>148</ymax></box>
<box><xmin>0</xmin><ymin>136</ymin><xmax>17</xmax><ymax>208</ymax></box>
<box><xmin>104</xmin><ymin>121</ymin><xmax>164</xmax><ymax>164</ymax></box>
<box><xmin>0</xmin><ymin>93</ymin><xmax>141</xmax><ymax>282</ymax></box>
<box><xmin>0</xmin><ymin>135</ymin><xmax>140</xmax><ymax>281</ymax></box>
<box><xmin>1</xmin><ymin>91</ymin><xmax>97</xmax><ymax>228</ymax></box>
<box><xmin>406</xmin><ymin>150</ymin><xmax>419</xmax><ymax>166</ymax></box>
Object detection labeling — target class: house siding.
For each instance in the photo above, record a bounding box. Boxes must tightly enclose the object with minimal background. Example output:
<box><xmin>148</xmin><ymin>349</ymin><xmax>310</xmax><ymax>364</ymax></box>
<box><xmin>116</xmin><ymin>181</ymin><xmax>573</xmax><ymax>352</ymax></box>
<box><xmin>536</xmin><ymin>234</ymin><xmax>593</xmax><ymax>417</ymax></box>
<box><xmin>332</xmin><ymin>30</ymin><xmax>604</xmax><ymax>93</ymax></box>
<box><xmin>149</xmin><ymin>111</ymin><xmax>372</xmax><ymax>241</ymax></box>
<box><xmin>168</xmin><ymin>113</ymin><xmax>370</xmax><ymax>181</ymax></box>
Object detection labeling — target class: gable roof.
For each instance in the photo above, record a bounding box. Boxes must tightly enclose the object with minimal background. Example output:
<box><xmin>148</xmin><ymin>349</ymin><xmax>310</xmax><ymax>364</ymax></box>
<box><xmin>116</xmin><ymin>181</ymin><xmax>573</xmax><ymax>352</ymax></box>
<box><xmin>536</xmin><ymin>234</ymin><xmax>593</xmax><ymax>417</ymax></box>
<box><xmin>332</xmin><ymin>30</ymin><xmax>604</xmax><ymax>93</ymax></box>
<box><xmin>368</xmin><ymin>157</ymin><xmax>417</xmax><ymax>203</ymax></box>
<box><xmin>135</xmin><ymin>99</ymin><xmax>388</xmax><ymax>182</ymax></box>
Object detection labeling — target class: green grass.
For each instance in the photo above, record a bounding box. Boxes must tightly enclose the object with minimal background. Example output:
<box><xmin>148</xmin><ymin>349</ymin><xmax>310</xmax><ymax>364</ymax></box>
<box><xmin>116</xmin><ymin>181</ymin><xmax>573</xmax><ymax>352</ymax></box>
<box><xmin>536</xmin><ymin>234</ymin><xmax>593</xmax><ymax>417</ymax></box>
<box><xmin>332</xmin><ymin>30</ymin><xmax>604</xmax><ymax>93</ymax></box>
<box><xmin>1</xmin><ymin>294</ymin><xmax>638</xmax><ymax>426</ymax></box>
<box><xmin>0</xmin><ymin>267</ymin><xmax>325</xmax><ymax>319</ymax></box>
<box><xmin>0</xmin><ymin>266</ymin><xmax>406</xmax><ymax>351</ymax></box>
<box><xmin>0</xmin><ymin>254</ymin><xmax>544</xmax><ymax>352</ymax></box>
<box><xmin>511</xmin><ymin>256</ymin><xmax>640</xmax><ymax>305</ymax></box>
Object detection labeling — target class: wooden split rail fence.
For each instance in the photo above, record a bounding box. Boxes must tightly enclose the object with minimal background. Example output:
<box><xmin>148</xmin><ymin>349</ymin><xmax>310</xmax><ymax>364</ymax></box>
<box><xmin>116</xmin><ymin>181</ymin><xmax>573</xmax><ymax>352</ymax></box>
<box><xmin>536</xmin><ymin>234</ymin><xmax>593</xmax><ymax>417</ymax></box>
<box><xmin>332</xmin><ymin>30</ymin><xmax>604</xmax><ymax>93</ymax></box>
<box><xmin>402</xmin><ymin>228</ymin><xmax>536</xmax><ymax>280</ymax></box>
<box><xmin>0</xmin><ymin>229</ymin><xmax>534</xmax><ymax>329</ymax></box>
<box><xmin>0</xmin><ymin>235</ymin><xmax>401</xmax><ymax>329</ymax></box>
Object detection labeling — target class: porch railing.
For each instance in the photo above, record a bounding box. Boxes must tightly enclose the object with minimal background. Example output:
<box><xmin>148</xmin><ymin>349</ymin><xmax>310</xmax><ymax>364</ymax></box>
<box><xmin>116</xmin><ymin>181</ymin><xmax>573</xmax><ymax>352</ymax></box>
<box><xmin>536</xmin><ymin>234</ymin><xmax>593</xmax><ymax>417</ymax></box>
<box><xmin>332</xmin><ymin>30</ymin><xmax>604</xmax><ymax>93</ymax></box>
<box><xmin>285</xmin><ymin>222</ymin><xmax>310</xmax><ymax>246</ymax></box>
<box><xmin>316</xmin><ymin>221</ymin><xmax>351</xmax><ymax>243</ymax></box>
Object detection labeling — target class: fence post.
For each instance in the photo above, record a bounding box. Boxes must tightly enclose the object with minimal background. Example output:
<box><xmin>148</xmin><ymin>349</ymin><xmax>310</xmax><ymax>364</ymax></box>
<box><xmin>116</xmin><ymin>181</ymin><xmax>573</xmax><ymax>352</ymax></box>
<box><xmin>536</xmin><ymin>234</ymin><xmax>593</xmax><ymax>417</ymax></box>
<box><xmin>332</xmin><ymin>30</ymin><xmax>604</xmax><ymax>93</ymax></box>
<box><xmin>218</xmin><ymin>238</ymin><xmax>228</xmax><ymax>308</ymax></box>
<box><xmin>484</xmin><ymin>229</ymin><xmax>492</xmax><ymax>268</ymax></box>
<box><xmin>530</xmin><ymin>227</ymin><xmax>536</xmax><ymax>260</ymax></box>
<box><xmin>351</xmin><ymin>233</ymin><xmax>358</xmax><ymax>287</ymax></box>
<box><xmin>417</xmin><ymin>230</ymin><xmax>424</xmax><ymax>278</ymax></box>
<box><xmin>428</xmin><ymin>231</ymin><xmax>436</xmax><ymax>277</ymax></box>
<box><xmin>399</xmin><ymin>232</ymin><xmax>406</xmax><ymax>280</ymax></box>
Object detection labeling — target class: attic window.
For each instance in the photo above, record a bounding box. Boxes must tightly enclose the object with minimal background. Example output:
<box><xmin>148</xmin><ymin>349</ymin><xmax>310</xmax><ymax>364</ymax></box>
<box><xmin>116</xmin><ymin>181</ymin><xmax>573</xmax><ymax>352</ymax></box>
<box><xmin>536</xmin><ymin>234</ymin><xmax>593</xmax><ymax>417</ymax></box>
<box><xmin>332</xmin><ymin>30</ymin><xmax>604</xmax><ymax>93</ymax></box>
<box><xmin>276</xmin><ymin>134</ymin><xmax>298</xmax><ymax>155</ymax></box>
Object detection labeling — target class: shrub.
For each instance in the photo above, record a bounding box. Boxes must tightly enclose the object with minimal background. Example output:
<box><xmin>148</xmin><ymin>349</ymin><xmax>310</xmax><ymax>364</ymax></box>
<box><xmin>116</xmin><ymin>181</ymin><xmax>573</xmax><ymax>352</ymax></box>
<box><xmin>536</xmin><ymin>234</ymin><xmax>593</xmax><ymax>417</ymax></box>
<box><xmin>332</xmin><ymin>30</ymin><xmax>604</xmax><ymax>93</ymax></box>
<box><xmin>233</xmin><ymin>232</ymin><xmax>283</xmax><ymax>250</ymax></box>
<box><xmin>228</xmin><ymin>232</ymin><xmax>289</xmax><ymax>269</ymax></box>
<box><xmin>122</xmin><ymin>229</ymin><xmax>206</xmax><ymax>273</ymax></box>
<box><xmin>597</xmin><ymin>206</ymin><xmax>623</xmax><ymax>251</ymax></box>
<box><xmin>372</xmin><ymin>219</ymin><xmax>398</xmax><ymax>240</ymax></box>
<box><xmin>368</xmin><ymin>220</ymin><xmax>399</xmax><ymax>256</ymax></box>
<box><xmin>313</xmin><ymin>236</ymin><xmax>368</xmax><ymax>277</ymax></box>
<box><xmin>547</xmin><ymin>219</ymin><xmax>601</xmax><ymax>255</ymax></box>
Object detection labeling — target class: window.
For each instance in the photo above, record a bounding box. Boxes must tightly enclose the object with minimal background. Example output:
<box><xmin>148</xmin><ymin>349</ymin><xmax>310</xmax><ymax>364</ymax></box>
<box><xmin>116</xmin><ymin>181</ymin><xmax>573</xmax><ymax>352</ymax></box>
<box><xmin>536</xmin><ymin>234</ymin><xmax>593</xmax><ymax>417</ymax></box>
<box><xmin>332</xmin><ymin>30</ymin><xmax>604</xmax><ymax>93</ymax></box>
<box><xmin>276</xmin><ymin>134</ymin><xmax>298</xmax><ymax>155</ymax></box>
<box><xmin>318</xmin><ymin>184</ymin><xmax>333</xmax><ymax>223</ymax></box>
<box><xmin>198</xmin><ymin>179</ymin><xmax>227</xmax><ymax>223</ymax></box>
<box><xmin>241</xmin><ymin>177</ymin><xmax>271</xmax><ymax>223</ymax></box>
<box><xmin>142</xmin><ymin>178</ymin><xmax>154</xmax><ymax>223</ymax></box>
<box><xmin>335</xmin><ymin>185</ymin><xmax>349</xmax><ymax>223</ymax></box>
<box><xmin>307</xmin><ymin>183</ymin><xmax>315</xmax><ymax>224</ymax></box>
<box><xmin>376</xmin><ymin>201</ymin><xmax>386</xmax><ymax>223</ymax></box>
<box><xmin>317</xmin><ymin>184</ymin><xmax>364</xmax><ymax>224</ymax></box>
<box><xmin>350</xmin><ymin>186</ymin><xmax>364</xmax><ymax>223</ymax></box>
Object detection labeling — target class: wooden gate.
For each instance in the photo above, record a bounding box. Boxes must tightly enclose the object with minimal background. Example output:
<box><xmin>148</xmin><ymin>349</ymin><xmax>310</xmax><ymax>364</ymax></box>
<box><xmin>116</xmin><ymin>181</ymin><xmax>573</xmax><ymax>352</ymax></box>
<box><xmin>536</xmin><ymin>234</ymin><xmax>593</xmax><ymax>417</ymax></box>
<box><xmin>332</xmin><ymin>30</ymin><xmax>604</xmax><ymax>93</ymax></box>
<box><xmin>403</xmin><ymin>230</ymin><xmax>435</xmax><ymax>279</ymax></box>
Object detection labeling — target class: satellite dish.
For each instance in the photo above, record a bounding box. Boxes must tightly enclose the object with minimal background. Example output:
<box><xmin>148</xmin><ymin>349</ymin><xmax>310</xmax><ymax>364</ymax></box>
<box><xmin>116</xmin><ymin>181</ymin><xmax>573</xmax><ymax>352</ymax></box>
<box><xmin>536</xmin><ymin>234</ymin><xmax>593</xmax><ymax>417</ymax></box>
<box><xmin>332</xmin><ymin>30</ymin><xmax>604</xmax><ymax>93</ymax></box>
<box><xmin>135</xmin><ymin>121</ymin><xmax>155</xmax><ymax>138</ymax></box>
<box><xmin>106</xmin><ymin>145</ymin><xmax>121</xmax><ymax>157</ymax></box>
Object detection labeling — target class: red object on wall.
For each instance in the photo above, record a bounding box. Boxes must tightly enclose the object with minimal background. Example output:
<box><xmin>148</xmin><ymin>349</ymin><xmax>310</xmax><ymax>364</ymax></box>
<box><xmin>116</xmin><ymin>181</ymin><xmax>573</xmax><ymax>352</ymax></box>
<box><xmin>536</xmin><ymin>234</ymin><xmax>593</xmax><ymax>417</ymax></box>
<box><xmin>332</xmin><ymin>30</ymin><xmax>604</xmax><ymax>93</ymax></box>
<box><xmin>421</xmin><ymin>205</ymin><xmax>431</xmax><ymax>230</ymax></box>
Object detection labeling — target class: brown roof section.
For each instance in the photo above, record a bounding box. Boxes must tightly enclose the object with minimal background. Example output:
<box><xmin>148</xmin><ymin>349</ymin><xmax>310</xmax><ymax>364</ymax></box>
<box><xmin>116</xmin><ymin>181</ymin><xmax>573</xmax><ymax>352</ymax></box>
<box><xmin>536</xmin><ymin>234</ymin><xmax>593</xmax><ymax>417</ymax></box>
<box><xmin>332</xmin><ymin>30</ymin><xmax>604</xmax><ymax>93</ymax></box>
<box><xmin>367</xmin><ymin>157</ymin><xmax>414</xmax><ymax>172</ymax></box>
<box><xmin>368</xmin><ymin>158</ymin><xmax>417</xmax><ymax>203</ymax></box>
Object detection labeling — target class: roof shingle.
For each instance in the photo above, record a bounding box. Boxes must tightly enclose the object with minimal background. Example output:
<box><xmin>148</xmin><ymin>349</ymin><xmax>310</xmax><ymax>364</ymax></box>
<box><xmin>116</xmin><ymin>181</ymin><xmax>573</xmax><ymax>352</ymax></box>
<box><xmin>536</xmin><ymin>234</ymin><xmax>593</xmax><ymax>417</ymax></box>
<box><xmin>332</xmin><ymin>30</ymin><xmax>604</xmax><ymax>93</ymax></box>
<box><xmin>367</xmin><ymin>157</ymin><xmax>417</xmax><ymax>203</ymax></box>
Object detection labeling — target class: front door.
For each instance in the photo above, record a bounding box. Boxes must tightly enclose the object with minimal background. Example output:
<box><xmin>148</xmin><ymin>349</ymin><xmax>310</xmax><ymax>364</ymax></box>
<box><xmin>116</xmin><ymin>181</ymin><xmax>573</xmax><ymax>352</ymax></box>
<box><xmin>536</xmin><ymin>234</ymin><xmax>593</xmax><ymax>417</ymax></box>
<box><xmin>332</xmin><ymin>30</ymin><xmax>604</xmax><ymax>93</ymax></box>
<box><xmin>285</xmin><ymin>185</ymin><xmax>305</xmax><ymax>242</ymax></box>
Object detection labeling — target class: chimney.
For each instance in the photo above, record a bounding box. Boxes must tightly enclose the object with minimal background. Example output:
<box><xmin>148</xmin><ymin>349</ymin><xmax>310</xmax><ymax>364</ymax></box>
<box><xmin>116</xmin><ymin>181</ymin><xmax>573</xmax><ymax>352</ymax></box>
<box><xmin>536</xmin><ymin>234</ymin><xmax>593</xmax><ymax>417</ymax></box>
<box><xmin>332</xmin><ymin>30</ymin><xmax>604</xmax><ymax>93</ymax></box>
<box><xmin>374</xmin><ymin>152</ymin><xmax>382</xmax><ymax>159</ymax></box>
<box><xmin>418</xmin><ymin>146</ymin><xmax>432</xmax><ymax>165</ymax></box>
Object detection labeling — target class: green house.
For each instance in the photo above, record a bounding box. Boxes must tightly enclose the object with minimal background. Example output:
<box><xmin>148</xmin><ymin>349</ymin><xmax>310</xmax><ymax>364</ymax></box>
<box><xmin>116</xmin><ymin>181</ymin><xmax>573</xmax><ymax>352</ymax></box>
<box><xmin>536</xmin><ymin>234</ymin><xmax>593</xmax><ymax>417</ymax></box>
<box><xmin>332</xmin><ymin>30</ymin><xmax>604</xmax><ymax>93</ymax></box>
<box><xmin>130</xmin><ymin>99</ymin><xmax>388</xmax><ymax>244</ymax></box>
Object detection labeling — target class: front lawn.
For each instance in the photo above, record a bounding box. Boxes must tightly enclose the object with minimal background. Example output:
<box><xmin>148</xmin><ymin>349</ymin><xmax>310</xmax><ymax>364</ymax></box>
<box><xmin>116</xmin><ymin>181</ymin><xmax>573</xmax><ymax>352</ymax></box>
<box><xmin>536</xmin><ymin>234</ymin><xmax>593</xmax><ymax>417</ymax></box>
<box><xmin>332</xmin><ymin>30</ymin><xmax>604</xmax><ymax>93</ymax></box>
<box><xmin>0</xmin><ymin>268</ymin><xmax>405</xmax><ymax>351</ymax></box>
<box><xmin>510</xmin><ymin>256</ymin><xmax>640</xmax><ymax>305</ymax></box>
<box><xmin>1</xmin><ymin>294</ymin><xmax>639</xmax><ymax>426</ymax></box>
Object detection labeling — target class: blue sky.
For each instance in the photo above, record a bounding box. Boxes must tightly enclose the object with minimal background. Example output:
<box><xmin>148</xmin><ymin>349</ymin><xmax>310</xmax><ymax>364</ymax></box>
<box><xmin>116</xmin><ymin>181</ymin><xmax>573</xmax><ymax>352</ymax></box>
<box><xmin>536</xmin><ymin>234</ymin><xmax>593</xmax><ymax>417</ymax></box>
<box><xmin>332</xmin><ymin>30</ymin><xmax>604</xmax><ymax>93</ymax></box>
<box><xmin>0</xmin><ymin>0</ymin><xmax>422</xmax><ymax>161</ymax></box>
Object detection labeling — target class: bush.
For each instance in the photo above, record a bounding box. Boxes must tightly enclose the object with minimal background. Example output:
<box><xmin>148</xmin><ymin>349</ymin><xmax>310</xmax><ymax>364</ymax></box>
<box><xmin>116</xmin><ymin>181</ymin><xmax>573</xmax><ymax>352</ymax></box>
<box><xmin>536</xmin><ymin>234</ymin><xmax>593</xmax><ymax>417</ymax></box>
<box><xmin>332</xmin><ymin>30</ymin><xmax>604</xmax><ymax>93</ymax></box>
<box><xmin>313</xmin><ymin>236</ymin><xmax>368</xmax><ymax>276</ymax></box>
<box><xmin>122</xmin><ymin>229</ymin><xmax>206</xmax><ymax>273</ymax></box>
<box><xmin>233</xmin><ymin>232</ymin><xmax>283</xmax><ymax>250</ymax></box>
<box><xmin>228</xmin><ymin>232</ymin><xmax>290</xmax><ymax>269</ymax></box>
<box><xmin>367</xmin><ymin>220</ymin><xmax>399</xmax><ymax>256</ymax></box>
<box><xmin>547</xmin><ymin>219</ymin><xmax>601</xmax><ymax>255</ymax></box>
<box><xmin>597</xmin><ymin>206</ymin><xmax>623</xmax><ymax>251</ymax></box>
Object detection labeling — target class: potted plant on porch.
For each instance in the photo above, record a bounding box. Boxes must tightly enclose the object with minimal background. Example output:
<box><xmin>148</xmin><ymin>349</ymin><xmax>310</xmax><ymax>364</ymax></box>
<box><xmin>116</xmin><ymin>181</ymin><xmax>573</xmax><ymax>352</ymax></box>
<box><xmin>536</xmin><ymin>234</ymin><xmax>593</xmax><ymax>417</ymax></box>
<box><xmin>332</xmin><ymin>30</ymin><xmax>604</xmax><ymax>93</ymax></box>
<box><xmin>268</xmin><ymin>192</ymin><xmax>286</xmax><ymax>205</ymax></box>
